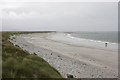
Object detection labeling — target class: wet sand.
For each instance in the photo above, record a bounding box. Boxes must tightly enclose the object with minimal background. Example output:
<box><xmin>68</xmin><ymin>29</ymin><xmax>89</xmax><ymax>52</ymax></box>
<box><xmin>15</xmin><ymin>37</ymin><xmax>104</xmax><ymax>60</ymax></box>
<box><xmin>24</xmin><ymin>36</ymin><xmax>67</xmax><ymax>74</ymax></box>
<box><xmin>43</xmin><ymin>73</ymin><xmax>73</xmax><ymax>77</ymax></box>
<box><xmin>10</xmin><ymin>33</ymin><xmax>118</xmax><ymax>78</ymax></box>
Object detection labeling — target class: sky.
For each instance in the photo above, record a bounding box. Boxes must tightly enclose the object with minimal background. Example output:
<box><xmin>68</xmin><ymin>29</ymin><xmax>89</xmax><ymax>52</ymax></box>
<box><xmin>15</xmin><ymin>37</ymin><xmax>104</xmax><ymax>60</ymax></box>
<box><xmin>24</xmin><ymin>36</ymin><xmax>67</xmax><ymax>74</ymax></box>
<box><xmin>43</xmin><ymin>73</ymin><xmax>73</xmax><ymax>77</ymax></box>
<box><xmin>1</xmin><ymin>0</ymin><xmax>119</xmax><ymax>31</ymax></box>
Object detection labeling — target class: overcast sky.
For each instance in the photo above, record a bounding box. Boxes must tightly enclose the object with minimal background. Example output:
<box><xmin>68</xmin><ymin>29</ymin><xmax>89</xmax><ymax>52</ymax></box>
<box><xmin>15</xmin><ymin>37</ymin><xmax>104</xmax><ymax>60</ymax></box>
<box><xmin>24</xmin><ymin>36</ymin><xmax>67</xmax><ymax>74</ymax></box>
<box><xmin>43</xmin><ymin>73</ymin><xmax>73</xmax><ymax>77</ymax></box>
<box><xmin>2</xmin><ymin>1</ymin><xmax>118</xmax><ymax>31</ymax></box>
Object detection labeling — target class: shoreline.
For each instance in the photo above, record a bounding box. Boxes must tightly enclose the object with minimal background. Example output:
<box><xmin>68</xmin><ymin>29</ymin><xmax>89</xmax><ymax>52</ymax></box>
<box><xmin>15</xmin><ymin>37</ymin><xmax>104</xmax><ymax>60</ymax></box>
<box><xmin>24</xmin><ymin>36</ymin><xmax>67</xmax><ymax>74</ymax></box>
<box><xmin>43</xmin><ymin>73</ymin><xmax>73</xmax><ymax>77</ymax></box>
<box><xmin>67</xmin><ymin>33</ymin><xmax>117</xmax><ymax>44</ymax></box>
<box><xmin>10</xmin><ymin>32</ymin><xmax>118</xmax><ymax>78</ymax></box>
<box><xmin>48</xmin><ymin>32</ymin><xmax>118</xmax><ymax>51</ymax></box>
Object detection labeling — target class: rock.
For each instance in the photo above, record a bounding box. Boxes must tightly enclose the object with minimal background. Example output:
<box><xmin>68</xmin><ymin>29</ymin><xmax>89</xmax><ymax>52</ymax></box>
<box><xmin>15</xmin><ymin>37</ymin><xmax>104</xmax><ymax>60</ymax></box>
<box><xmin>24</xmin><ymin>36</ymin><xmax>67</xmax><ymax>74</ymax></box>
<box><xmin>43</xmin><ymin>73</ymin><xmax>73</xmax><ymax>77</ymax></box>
<box><xmin>78</xmin><ymin>72</ymin><xmax>80</xmax><ymax>73</ymax></box>
<box><xmin>67</xmin><ymin>74</ymin><xmax>74</xmax><ymax>78</ymax></box>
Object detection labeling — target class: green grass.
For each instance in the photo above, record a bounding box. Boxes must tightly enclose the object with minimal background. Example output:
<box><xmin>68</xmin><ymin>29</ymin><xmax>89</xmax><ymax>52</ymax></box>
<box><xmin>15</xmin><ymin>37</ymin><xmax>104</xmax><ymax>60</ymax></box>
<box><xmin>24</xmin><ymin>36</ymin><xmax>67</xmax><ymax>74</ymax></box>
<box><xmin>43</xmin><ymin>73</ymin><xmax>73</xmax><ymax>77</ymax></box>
<box><xmin>0</xmin><ymin>32</ymin><xmax>1</xmax><ymax>79</ymax></box>
<box><xmin>2</xmin><ymin>31</ymin><xmax>63</xmax><ymax>78</ymax></box>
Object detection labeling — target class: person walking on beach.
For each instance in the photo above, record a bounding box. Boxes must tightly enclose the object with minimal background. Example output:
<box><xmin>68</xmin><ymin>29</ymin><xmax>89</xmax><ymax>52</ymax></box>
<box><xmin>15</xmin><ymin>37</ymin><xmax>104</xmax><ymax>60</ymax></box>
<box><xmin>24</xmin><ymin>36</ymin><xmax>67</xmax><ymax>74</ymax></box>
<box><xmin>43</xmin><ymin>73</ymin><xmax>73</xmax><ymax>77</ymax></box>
<box><xmin>105</xmin><ymin>43</ymin><xmax>107</xmax><ymax>47</ymax></box>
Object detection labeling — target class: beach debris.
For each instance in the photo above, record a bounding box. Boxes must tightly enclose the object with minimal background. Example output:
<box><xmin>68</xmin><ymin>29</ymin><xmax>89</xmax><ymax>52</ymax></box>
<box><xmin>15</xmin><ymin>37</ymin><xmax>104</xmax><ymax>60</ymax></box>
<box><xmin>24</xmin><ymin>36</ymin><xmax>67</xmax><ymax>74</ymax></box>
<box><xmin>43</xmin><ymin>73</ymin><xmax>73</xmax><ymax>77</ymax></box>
<box><xmin>33</xmin><ymin>53</ymin><xmax>37</xmax><ymax>55</ymax></box>
<box><xmin>104</xmin><ymin>66</ymin><xmax>107</xmax><ymax>68</ymax></box>
<box><xmin>91</xmin><ymin>74</ymin><xmax>94</xmax><ymax>77</ymax></box>
<box><xmin>98</xmin><ymin>75</ymin><xmax>102</xmax><ymax>77</ymax></box>
<box><xmin>51</xmin><ymin>53</ymin><xmax>52</xmax><ymax>55</ymax></box>
<box><xmin>82</xmin><ymin>63</ymin><xmax>86</xmax><ymax>66</ymax></box>
<box><xmin>67</xmin><ymin>74</ymin><xmax>74</xmax><ymax>78</ymax></box>
<box><xmin>24</xmin><ymin>44</ymin><xmax>27</xmax><ymax>46</ymax></box>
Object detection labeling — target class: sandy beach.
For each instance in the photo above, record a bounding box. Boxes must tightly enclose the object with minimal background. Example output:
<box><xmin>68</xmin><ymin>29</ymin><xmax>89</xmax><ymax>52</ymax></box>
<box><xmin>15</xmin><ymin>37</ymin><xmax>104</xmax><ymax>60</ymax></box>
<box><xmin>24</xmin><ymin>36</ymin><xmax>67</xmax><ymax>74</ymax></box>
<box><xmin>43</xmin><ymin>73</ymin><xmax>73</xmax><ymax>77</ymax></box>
<box><xmin>10</xmin><ymin>33</ymin><xmax>118</xmax><ymax>78</ymax></box>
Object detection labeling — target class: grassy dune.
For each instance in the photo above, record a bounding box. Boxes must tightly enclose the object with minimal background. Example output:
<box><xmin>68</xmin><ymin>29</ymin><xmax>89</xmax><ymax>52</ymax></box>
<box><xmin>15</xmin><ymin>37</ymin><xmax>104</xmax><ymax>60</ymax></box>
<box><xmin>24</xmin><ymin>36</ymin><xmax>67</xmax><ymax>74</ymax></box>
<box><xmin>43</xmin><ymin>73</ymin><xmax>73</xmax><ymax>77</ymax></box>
<box><xmin>2</xmin><ymin>31</ymin><xmax>63</xmax><ymax>78</ymax></box>
<box><xmin>0</xmin><ymin>32</ymin><xmax>2</xmax><ymax>79</ymax></box>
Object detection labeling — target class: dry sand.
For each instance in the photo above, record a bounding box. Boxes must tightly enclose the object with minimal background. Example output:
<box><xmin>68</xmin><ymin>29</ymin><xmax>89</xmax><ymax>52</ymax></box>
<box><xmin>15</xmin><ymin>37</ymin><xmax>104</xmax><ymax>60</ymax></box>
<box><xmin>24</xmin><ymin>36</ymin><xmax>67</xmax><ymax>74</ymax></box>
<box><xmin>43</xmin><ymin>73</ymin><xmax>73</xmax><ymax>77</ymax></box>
<box><xmin>10</xmin><ymin>33</ymin><xmax>118</xmax><ymax>78</ymax></box>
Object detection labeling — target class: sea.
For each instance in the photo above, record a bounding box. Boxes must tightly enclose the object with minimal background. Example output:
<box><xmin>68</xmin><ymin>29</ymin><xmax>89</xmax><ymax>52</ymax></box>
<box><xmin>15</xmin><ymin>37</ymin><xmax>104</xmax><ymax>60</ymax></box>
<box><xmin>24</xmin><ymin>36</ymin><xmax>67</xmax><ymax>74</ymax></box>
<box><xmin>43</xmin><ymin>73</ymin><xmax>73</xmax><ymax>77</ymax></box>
<box><xmin>49</xmin><ymin>31</ymin><xmax>118</xmax><ymax>50</ymax></box>
<box><xmin>68</xmin><ymin>31</ymin><xmax>118</xmax><ymax>44</ymax></box>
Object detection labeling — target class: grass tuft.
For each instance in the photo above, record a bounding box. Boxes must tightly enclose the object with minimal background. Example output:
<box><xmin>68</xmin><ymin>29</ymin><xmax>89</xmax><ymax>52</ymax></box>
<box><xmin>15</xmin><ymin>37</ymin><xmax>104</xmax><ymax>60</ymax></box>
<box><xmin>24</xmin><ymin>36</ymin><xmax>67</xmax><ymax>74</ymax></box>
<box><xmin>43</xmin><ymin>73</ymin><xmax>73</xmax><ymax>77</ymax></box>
<box><xmin>2</xmin><ymin>31</ymin><xmax>62</xmax><ymax>78</ymax></box>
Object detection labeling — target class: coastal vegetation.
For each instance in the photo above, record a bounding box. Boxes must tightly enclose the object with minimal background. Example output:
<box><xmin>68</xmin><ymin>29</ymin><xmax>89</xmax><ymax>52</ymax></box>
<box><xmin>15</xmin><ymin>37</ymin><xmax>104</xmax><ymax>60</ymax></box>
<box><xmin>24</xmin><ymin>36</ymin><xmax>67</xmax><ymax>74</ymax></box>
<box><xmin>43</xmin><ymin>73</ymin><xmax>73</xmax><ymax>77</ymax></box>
<box><xmin>2</xmin><ymin>31</ymin><xmax>63</xmax><ymax>78</ymax></box>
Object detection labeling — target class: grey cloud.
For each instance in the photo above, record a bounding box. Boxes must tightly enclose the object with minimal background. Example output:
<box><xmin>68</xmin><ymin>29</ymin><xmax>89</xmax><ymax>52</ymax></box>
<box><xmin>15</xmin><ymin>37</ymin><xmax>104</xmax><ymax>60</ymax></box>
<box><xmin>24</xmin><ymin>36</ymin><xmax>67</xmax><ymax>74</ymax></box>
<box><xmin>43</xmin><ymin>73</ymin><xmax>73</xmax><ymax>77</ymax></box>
<box><xmin>2</xmin><ymin>2</ymin><xmax>118</xmax><ymax>31</ymax></box>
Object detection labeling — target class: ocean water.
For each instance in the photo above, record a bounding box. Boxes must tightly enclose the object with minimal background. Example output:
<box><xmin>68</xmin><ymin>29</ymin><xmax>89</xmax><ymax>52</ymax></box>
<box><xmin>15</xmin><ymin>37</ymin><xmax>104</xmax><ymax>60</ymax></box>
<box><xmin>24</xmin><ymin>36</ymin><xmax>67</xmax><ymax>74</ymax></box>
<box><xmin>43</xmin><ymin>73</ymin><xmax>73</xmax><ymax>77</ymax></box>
<box><xmin>69</xmin><ymin>31</ymin><xmax>118</xmax><ymax>43</ymax></box>
<box><xmin>48</xmin><ymin>31</ymin><xmax>118</xmax><ymax>50</ymax></box>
